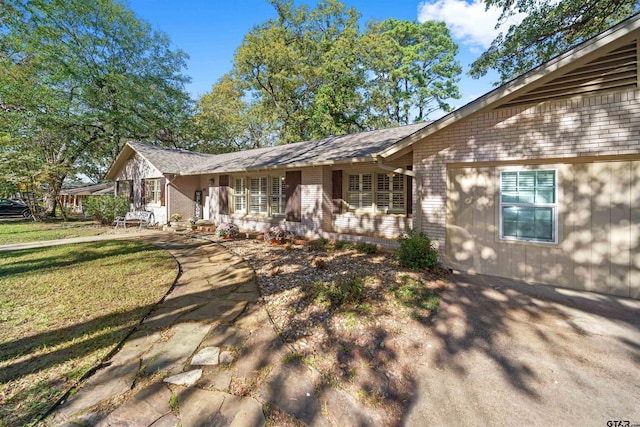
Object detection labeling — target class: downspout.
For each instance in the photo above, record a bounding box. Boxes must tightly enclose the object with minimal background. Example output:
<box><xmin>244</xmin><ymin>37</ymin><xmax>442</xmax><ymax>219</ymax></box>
<box><xmin>374</xmin><ymin>155</ymin><xmax>415</xmax><ymax>177</ymax></box>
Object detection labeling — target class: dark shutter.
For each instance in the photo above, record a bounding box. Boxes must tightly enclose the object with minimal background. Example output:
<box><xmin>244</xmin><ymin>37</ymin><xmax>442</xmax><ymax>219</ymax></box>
<box><xmin>140</xmin><ymin>179</ymin><xmax>146</xmax><ymax>206</ymax></box>
<box><xmin>219</xmin><ymin>175</ymin><xmax>229</xmax><ymax>215</ymax></box>
<box><xmin>129</xmin><ymin>180</ymin><xmax>133</xmax><ymax>203</ymax></box>
<box><xmin>160</xmin><ymin>177</ymin><xmax>167</xmax><ymax>207</ymax></box>
<box><xmin>285</xmin><ymin>171</ymin><xmax>301</xmax><ymax>222</ymax></box>
<box><xmin>406</xmin><ymin>166</ymin><xmax>413</xmax><ymax>217</ymax></box>
<box><xmin>332</xmin><ymin>170</ymin><xmax>343</xmax><ymax>214</ymax></box>
<box><xmin>116</xmin><ymin>181</ymin><xmax>121</xmax><ymax>195</ymax></box>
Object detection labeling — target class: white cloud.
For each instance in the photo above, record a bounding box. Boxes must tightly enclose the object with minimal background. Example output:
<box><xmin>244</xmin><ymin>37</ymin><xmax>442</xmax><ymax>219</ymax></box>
<box><xmin>417</xmin><ymin>0</ymin><xmax>522</xmax><ymax>49</ymax></box>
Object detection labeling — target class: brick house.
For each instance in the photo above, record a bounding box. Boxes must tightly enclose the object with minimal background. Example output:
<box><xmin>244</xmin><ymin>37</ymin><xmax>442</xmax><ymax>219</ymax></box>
<box><xmin>106</xmin><ymin>14</ymin><xmax>640</xmax><ymax>299</ymax></box>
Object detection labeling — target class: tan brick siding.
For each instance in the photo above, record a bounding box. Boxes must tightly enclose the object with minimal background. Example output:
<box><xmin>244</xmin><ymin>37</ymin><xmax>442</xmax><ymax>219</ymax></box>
<box><xmin>415</xmin><ymin>88</ymin><xmax>640</xmax><ymax>252</ymax></box>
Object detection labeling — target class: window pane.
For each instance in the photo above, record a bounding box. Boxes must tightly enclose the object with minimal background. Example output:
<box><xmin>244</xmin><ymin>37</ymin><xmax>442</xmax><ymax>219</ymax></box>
<box><xmin>362</xmin><ymin>174</ymin><xmax>372</xmax><ymax>191</ymax></box>
<box><xmin>377</xmin><ymin>193</ymin><xmax>390</xmax><ymax>208</ymax></box>
<box><xmin>377</xmin><ymin>174</ymin><xmax>389</xmax><ymax>191</ymax></box>
<box><xmin>536</xmin><ymin>189</ymin><xmax>555</xmax><ymax>203</ymax></box>
<box><xmin>392</xmin><ymin>175</ymin><xmax>404</xmax><ymax>191</ymax></box>
<box><xmin>348</xmin><ymin>175</ymin><xmax>359</xmax><ymax>191</ymax></box>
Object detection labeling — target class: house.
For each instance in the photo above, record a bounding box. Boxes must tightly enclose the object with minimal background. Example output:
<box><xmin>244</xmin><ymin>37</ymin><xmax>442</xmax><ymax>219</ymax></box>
<box><xmin>106</xmin><ymin>14</ymin><xmax>640</xmax><ymax>299</ymax></box>
<box><xmin>59</xmin><ymin>182</ymin><xmax>114</xmax><ymax>215</ymax></box>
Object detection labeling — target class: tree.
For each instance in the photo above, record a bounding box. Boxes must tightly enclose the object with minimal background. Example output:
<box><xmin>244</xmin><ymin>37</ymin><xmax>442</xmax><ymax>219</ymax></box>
<box><xmin>191</xmin><ymin>74</ymin><xmax>275</xmax><ymax>152</ymax></box>
<box><xmin>232</xmin><ymin>0</ymin><xmax>365</xmax><ymax>144</ymax></box>
<box><xmin>362</xmin><ymin>19</ymin><xmax>461</xmax><ymax>127</ymax></box>
<box><xmin>0</xmin><ymin>0</ymin><xmax>192</xmax><ymax>216</ymax></box>
<box><xmin>470</xmin><ymin>0</ymin><xmax>640</xmax><ymax>84</ymax></box>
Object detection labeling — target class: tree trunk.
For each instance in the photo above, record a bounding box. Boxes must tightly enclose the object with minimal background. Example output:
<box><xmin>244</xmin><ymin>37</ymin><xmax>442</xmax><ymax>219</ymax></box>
<box><xmin>44</xmin><ymin>174</ymin><xmax>65</xmax><ymax>218</ymax></box>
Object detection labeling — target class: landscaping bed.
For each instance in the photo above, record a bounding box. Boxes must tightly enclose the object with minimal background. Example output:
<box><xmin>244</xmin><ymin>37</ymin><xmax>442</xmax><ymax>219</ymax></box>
<box><xmin>220</xmin><ymin>237</ymin><xmax>450</xmax><ymax>424</ymax></box>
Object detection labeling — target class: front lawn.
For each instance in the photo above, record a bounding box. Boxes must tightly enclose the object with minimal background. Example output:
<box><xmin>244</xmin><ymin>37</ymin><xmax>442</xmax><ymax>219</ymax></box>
<box><xmin>0</xmin><ymin>220</ymin><xmax>105</xmax><ymax>245</ymax></box>
<box><xmin>0</xmin><ymin>240</ymin><xmax>178</xmax><ymax>426</ymax></box>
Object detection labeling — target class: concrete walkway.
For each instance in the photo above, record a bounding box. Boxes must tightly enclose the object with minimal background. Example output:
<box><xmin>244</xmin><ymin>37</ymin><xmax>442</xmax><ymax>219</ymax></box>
<box><xmin>35</xmin><ymin>233</ymin><xmax>279</xmax><ymax>426</ymax></box>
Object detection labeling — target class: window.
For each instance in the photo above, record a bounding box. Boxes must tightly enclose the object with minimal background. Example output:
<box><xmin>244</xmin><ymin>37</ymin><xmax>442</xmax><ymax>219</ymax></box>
<box><xmin>500</xmin><ymin>169</ymin><xmax>557</xmax><ymax>243</ymax></box>
<box><xmin>234</xmin><ymin>178</ymin><xmax>246</xmax><ymax>213</ymax></box>
<box><xmin>145</xmin><ymin>178</ymin><xmax>161</xmax><ymax>205</ymax></box>
<box><xmin>347</xmin><ymin>173</ymin><xmax>373</xmax><ymax>210</ymax></box>
<box><xmin>376</xmin><ymin>173</ymin><xmax>404</xmax><ymax>213</ymax></box>
<box><xmin>232</xmin><ymin>175</ymin><xmax>286</xmax><ymax>216</ymax></box>
<box><xmin>270</xmin><ymin>176</ymin><xmax>286</xmax><ymax>216</ymax></box>
<box><xmin>249</xmin><ymin>177</ymin><xmax>268</xmax><ymax>214</ymax></box>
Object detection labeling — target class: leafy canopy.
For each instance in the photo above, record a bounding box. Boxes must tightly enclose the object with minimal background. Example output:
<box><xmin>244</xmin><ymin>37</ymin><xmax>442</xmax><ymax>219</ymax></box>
<box><xmin>470</xmin><ymin>0</ymin><xmax>640</xmax><ymax>84</ymax></box>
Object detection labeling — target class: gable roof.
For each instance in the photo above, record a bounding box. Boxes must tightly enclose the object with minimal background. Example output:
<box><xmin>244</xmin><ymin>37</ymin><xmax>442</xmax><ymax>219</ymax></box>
<box><xmin>105</xmin><ymin>122</ymin><xmax>428</xmax><ymax>179</ymax></box>
<box><xmin>380</xmin><ymin>12</ymin><xmax>640</xmax><ymax>159</ymax></box>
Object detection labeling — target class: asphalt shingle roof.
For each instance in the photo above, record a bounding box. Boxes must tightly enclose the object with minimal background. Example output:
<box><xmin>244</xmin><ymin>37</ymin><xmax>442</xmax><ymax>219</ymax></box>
<box><xmin>128</xmin><ymin>122</ymin><xmax>428</xmax><ymax>175</ymax></box>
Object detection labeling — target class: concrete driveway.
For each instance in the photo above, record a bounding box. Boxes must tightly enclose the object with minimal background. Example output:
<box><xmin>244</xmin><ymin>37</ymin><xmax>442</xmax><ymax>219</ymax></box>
<box><xmin>403</xmin><ymin>272</ymin><xmax>640</xmax><ymax>426</ymax></box>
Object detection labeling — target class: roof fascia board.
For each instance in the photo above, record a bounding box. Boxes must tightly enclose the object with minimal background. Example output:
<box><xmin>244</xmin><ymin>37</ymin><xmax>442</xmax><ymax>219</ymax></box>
<box><xmin>177</xmin><ymin>156</ymin><xmax>382</xmax><ymax>176</ymax></box>
<box><xmin>379</xmin><ymin>15</ymin><xmax>640</xmax><ymax>159</ymax></box>
<box><xmin>104</xmin><ymin>143</ymin><xmax>135</xmax><ymax>180</ymax></box>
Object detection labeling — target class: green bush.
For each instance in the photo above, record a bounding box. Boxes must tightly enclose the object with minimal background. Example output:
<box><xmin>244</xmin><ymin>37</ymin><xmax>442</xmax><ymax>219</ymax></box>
<box><xmin>334</xmin><ymin>240</ymin><xmax>354</xmax><ymax>250</ymax></box>
<box><xmin>356</xmin><ymin>242</ymin><xmax>377</xmax><ymax>254</ymax></box>
<box><xmin>84</xmin><ymin>196</ymin><xmax>129</xmax><ymax>224</ymax></box>
<box><xmin>396</xmin><ymin>230</ymin><xmax>439</xmax><ymax>270</ymax></box>
<box><xmin>313</xmin><ymin>276</ymin><xmax>364</xmax><ymax>308</ymax></box>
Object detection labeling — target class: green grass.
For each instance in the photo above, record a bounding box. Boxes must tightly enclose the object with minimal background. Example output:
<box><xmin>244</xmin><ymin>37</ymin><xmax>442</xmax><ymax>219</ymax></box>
<box><xmin>393</xmin><ymin>275</ymin><xmax>440</xmax><ymax>314</ymax></box>
<box><xmin>0</xmin><ymin>220</ymin><xmax>104</xmax><ymax>245</ymax></box>
<box><xmin>0</xmin><ymin>240</ymin><xmax>177</xmax><ymax>426</ymax></box>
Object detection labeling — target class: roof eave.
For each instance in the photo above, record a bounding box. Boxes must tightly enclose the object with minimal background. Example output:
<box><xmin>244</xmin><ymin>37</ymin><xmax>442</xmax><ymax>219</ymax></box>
<box><xmin>379</xmin><ymin>13</ymin><xmax>640</xmax><ymax>159</ymax></box>
<box><xmin>177</xmin><ymin>155</ymin><xmax>381</xmax><ymax>176</ymax></box>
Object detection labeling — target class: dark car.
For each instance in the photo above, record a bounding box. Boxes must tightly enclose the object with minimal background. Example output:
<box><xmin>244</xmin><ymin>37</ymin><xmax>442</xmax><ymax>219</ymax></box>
<box><xmin>0</xmin><ymin>199</ymin><xmax>33</xmax><ymax>218</ymax></box>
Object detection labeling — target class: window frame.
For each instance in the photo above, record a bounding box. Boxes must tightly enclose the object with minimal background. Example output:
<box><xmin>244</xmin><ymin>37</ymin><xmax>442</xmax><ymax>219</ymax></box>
<box><xmin>499</xmin><ymin>168</ymin><xmax>558</xmax><ymax>244</ymax></box>
<box><xmin>376</xmin><ymin>173</ymin><xmax>405</xmax><ymax>214</ymax></box>
<box><xmin>347</xmin><ymin>173</ymin><xmax>374</xmax><ymax>211</ymax></box>
<box><xmin>231</xmin><ymin>174</ymin><xmax>285</xmax><ymax>217</ymax></box>
<box><xmin>233</xmin><ymin>177</ymin><xmax>247</xmax><ymax>214</ymax></box>
<box><xmin>145</xmin><ymin>178</ymin><xmax>162</xmax><ymax>205</ymax></box>
<box><xmin>346</xmin><ymin>172</ymin><xmax>407</xmax><ymax>214</ymax></box>
<box><xmin>270</xmin><ymin>176</ymin><xmax>286</xmax><ymax>217</ymax></box>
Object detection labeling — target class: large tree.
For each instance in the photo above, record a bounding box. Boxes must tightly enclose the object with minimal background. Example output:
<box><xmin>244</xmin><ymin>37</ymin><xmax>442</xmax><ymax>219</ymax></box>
<box><xmin>233</xmin><ymin>0</ymin><xmax>365</xmax><ymax>144</ymax></box>
<box><xmin>470</xmin><ymin>0</ymin><xmax>640</xmax><ymax>84</ymax></box>
<box><xmin>362</xmin><ymin>18</ymin><xmax>461</xmax><ymax>127</ymax></box>
<box><xmin>194</xmin><ymin>0</ymin><xmax>461</xmax><ymax>148</ymax></box>
<box><xmin>0</xmin><ymin>0</ymin><xmax>192</xmax><ymax>216</ymax></box>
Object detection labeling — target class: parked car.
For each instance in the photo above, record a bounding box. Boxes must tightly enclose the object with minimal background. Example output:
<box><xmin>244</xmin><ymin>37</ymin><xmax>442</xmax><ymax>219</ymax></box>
<box><xmin>0</xmin><ymin>199</ymin><xmax>34</xmax><ymax>218</ymax></box>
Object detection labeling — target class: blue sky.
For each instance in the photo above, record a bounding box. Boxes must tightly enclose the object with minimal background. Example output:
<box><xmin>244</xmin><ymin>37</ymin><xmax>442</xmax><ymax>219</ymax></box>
<box><xmin>126</xmin><ymin>0</ymin><xmax>515</xmax><ymax>117</ymax></box>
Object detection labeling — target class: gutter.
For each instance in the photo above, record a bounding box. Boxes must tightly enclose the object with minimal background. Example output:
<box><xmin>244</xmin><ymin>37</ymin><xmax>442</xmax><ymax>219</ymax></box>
<box><xmin>374</xmin><ymin>155</ymin><xmax>416</xmax><ymax>177</ymax></box>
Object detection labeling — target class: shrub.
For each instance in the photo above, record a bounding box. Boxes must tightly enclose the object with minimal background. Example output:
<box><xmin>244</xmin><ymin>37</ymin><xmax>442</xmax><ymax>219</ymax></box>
<box><xmin>396</xmin><ymin>230</ymin><xmax>439</xmax><ymax>270</ymax></box>
<box><xmin>356</xmin><ymin>242</ymin><xmax>377</xmax><ymax>254</ymax></box>
<box><xmin>334</xmin><ymin>240</ymin><xmax>354</xmax><ymax>250</ymax></box>
<box><xmin>306</xmin><ymin>237</ymin><xmax>329</xmax><ymax>251</ymax></box>
<box><xmin>84</xmin><ymin>196</ymin><xmax>129</xmax><ymax>224</ymax></box>
<box><xmin>170</xmin><ymin>213</ymin><xmax>182</xmax><ymax>222</ymax></box>
<box><xmin>313</xmin><ymin>276</ymin><xmax>364</xmax><ymax>307</ymax></box>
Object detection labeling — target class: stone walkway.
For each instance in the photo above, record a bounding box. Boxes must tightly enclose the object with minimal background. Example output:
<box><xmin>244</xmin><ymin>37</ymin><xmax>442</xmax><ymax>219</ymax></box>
<box><xmin>43</xmin><ymin>233</ymin><xmax>285</xmax><ymax>426</ymax></box>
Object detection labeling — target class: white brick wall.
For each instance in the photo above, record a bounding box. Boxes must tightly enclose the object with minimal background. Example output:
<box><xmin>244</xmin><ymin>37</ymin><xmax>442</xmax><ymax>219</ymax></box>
<box><xmin>414</xmin><ymin>88</ymin><xmax>640</xmax><ymax>252</ymax></box>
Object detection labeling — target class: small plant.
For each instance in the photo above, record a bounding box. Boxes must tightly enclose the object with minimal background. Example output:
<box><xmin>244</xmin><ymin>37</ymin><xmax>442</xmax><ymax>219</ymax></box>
<box><xmin>282</xmin><ymin>352</ymin><xmax>304</xmax><ymax>364</ymax></box>
<box><xmin>335</xmin><ymin>240</ymin><xmax>354</xmax><ymax>250</ymax></box>
<box><xmin>264</xmin><ymin>225</ymin><xmax>286</xmax><ymax>242</ymax></box>
<box><xmin>307</xmin><ymin>237</ymin><xmax>329</xmax><ymax>251</ymax></box>
<box><xmin>170</xmin><ymin>213</ymin><xmax>182</xmax><ymax>222</ymax></box>
<box><xmin>188</xmin><ymin>216</ymin><xmax>197</xmax><ymax>225</ymax></box>
<box><xmin>217</xmin><ymin>222</ymin><xmax>239</xmax><ymax>238</ymax></box>
<box><xmin>356</xmin><ymin>242</ymin><xmax>378</xmax><ymax>254</ymax></box>
<box><xmin>396</xmin><ymin>230</ymin><xmax>439</xmax><ymax>270</ymax></box>
<box><xmin>313</xmin><ymin>276</ymin><xmax>365</xmax><ymax>308</ymax></box>
<box><xmin>393</xmin><ymin>275</ymin><xmax>440</xmax><ymax>313</ymax></box>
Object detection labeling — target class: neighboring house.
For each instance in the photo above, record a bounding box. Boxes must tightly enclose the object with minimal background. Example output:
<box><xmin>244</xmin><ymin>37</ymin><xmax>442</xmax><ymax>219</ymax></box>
<box><xmin>106</xmin><ymin>14</ymin><xmax>640</xmax><ymax>299</ymax></box>
<box><xmin>59</xmin><ymin>182</ymin><xmax>114</xmax><ymax>214</ymax></box>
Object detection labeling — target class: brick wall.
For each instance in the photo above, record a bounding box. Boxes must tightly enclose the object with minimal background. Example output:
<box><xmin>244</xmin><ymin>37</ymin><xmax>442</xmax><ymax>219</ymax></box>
<box><xmin>414</xmin><ymin>88</ymin><xmax>640</xmax><ymax>251</ymax></box>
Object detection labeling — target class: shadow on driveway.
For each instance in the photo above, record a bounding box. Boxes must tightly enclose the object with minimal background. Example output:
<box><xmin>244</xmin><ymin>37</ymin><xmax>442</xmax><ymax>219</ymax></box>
<box><xmin>402</xmin><ymin>272</ymin><xmax>640</xmax><ymax>426</ymax></box>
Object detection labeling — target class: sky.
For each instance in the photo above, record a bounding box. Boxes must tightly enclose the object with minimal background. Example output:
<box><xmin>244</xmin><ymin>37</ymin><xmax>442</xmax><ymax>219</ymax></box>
<box><xmin>126</xmin><ymin>0</ymin><xmax>518</xmax><ymax>117</ymax></box>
